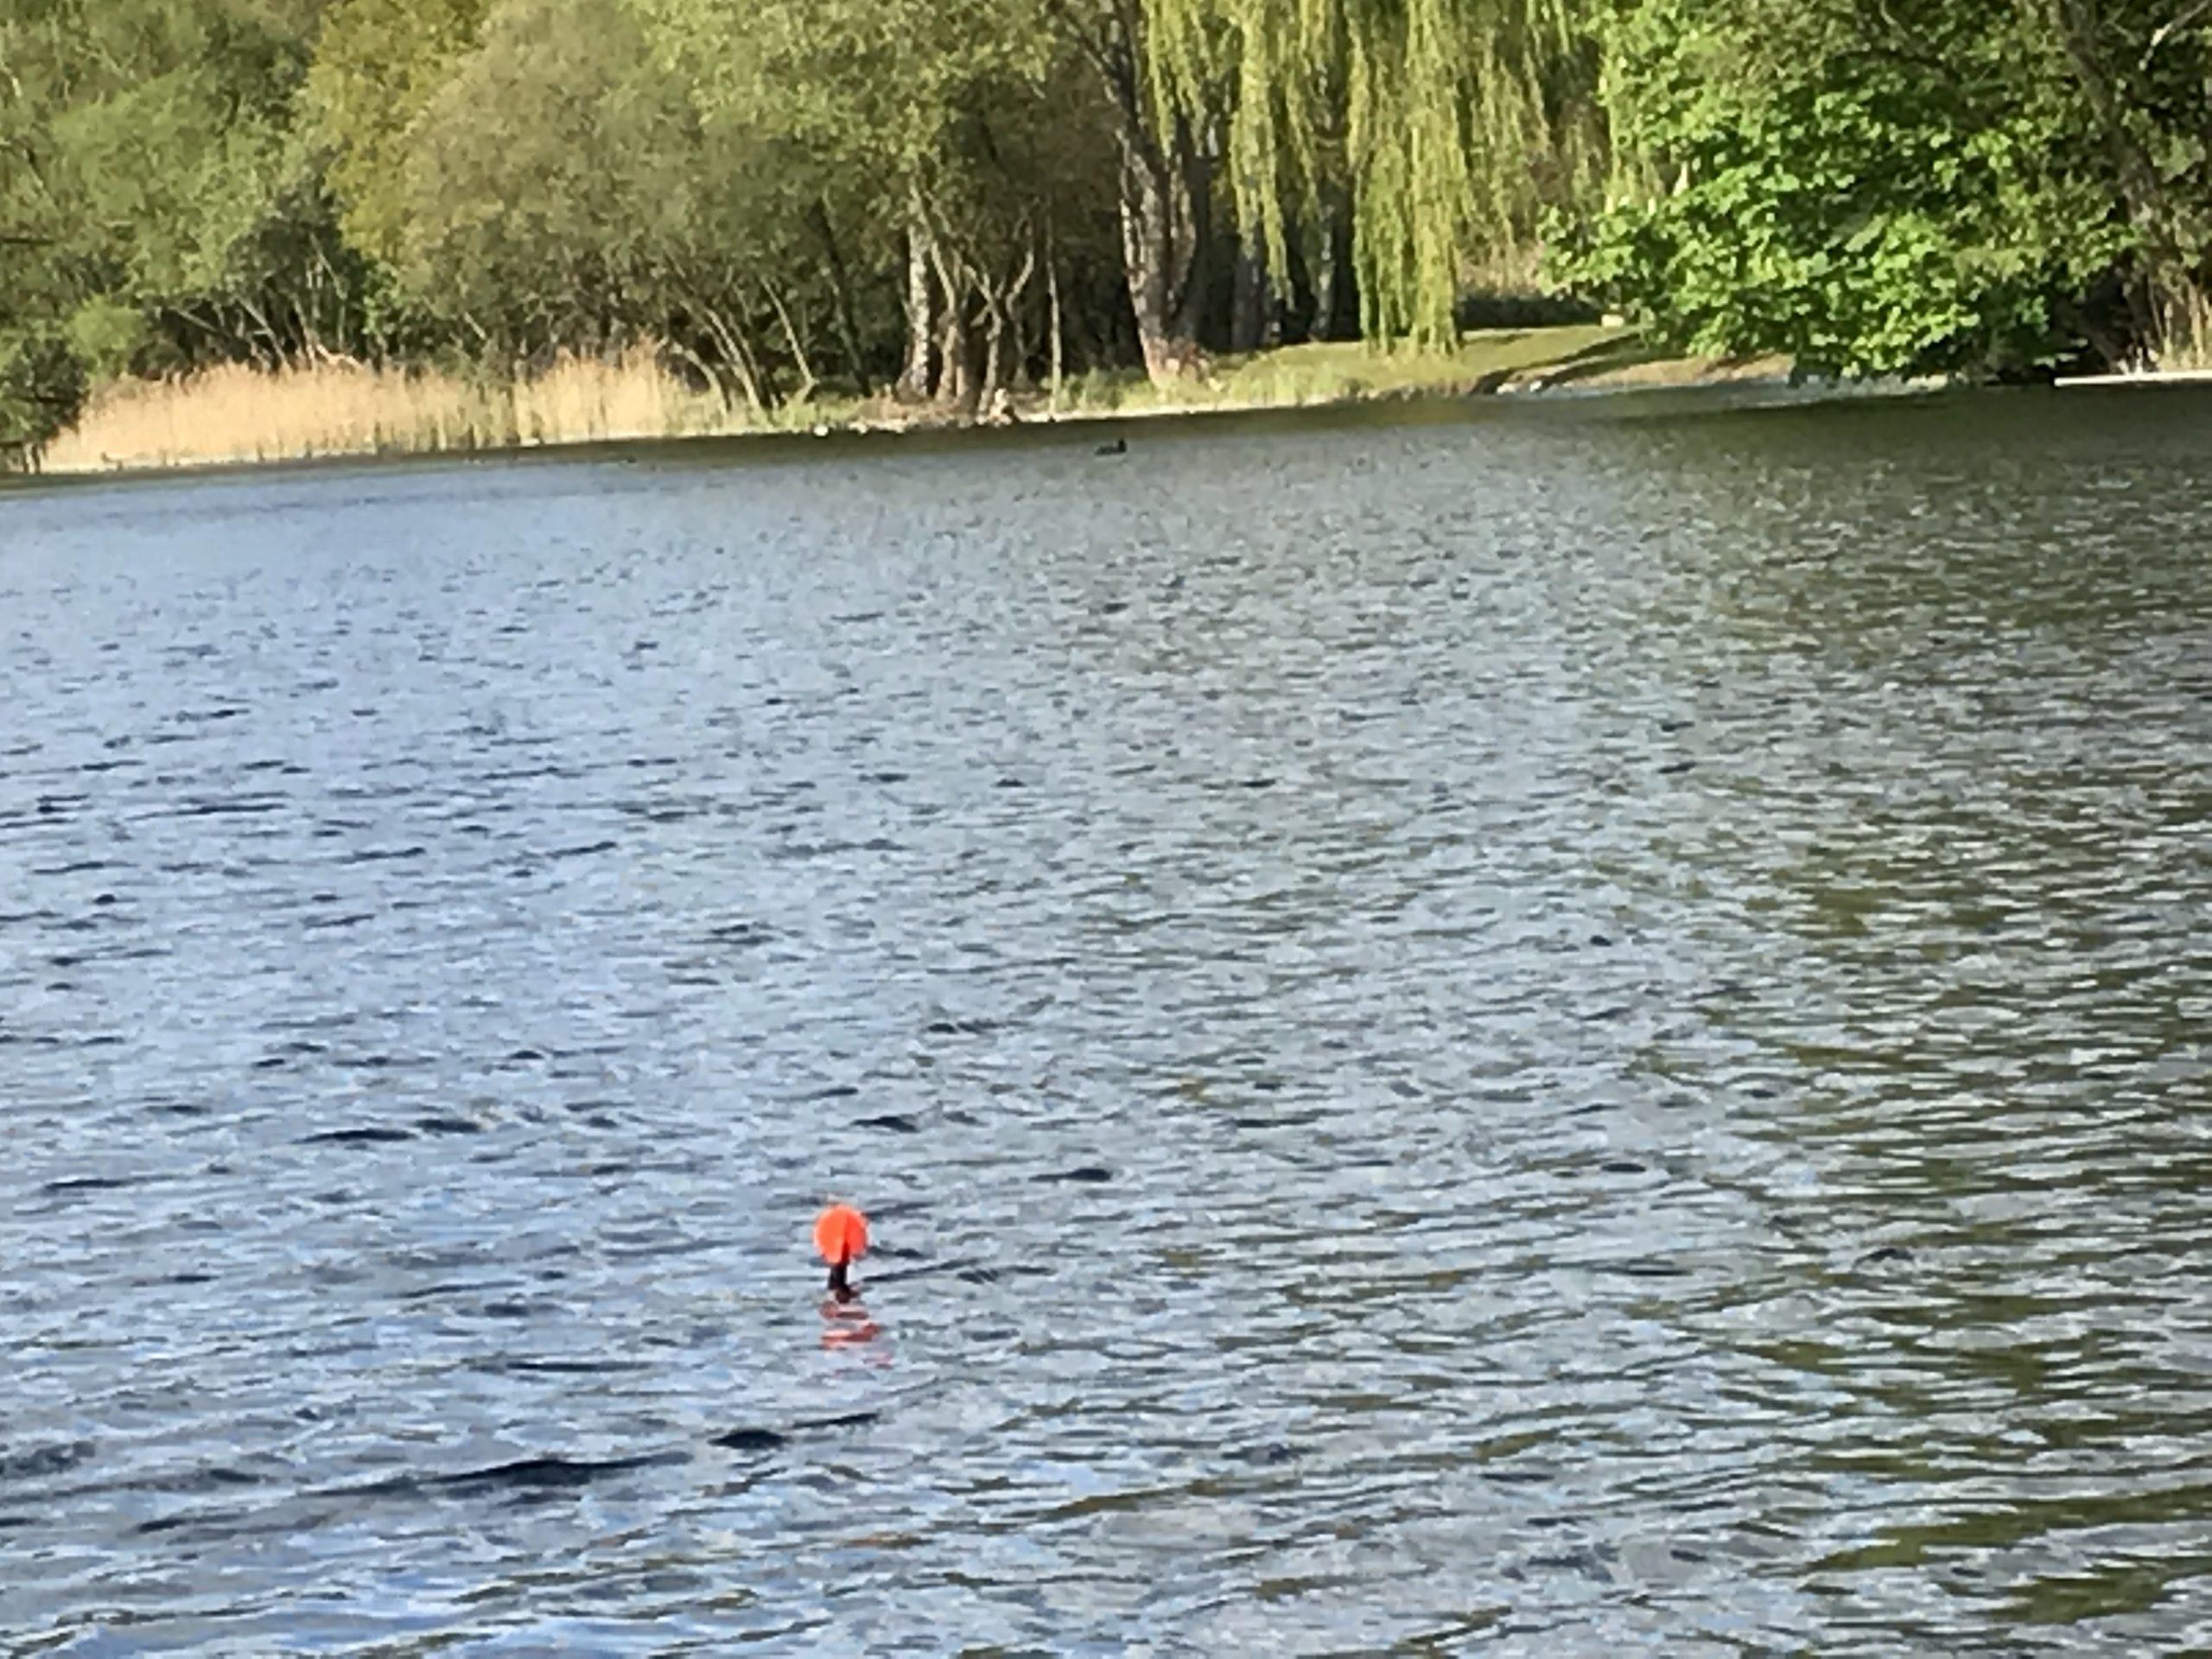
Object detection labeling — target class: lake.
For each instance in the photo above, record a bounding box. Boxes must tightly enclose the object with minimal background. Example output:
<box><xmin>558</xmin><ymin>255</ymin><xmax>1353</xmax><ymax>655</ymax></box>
<box><xmin>3</xmin><ymin>388</ymin><xmax>2209</xmax><ymax>1653</ymax></box>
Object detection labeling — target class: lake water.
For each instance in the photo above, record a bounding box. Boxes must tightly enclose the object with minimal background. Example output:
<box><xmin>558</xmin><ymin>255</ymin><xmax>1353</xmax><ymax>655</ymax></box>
<box><xmin>3</xmin><ymin>389</ymin><xmax>2209</xmax><ymax>1654</ymax></box>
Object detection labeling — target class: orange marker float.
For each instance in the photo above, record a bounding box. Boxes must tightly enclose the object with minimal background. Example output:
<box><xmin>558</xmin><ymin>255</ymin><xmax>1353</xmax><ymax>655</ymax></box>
<box><xmin>814</xmin><ymin>1203</ymin><xmax>868</xmax><ymax>1300</ymax></box>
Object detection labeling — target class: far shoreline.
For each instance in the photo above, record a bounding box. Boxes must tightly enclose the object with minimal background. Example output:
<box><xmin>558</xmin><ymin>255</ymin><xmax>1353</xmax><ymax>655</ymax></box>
<box><xmin>2</xmin><ymin>331</ymin><xmax>1987</xmax><ymax>493</ymax></box>
<box><xmin>12</xmin><ymin>327</ymin><xmax>1774</xmax><ymax>481</ymax></box>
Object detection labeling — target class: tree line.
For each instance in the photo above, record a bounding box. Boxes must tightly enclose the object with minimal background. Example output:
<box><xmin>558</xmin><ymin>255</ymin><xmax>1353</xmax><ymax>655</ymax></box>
<box><xmin>5</xmin><ymin>0</ymin><xmax>2212</xmax><ymax>458</ymax></box>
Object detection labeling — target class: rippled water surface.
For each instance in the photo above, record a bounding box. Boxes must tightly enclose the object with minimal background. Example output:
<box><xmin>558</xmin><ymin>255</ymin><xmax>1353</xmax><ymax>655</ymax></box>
<box><xmin>4</xmin><ymin>391</ymin><xmax>2211</xmax><ymax>1654</ymax></box>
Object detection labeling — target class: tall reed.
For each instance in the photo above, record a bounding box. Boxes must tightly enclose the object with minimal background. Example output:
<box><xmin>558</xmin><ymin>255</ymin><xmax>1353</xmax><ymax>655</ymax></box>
<box><xmin>40</xmin><ymin>349</ymin><xmax>742</xmax><ymax>473</ymax></box>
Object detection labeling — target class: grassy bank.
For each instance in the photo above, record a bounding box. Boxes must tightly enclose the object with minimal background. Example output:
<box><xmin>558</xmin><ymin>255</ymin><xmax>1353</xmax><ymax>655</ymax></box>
<box><xmin>34</xmin><ymin>327</ymin><xmax>1785</xmax><ymax>475</ymax></box>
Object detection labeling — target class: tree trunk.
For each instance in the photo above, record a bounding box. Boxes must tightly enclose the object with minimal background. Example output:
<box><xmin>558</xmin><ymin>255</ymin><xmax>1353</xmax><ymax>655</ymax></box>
<box><xmin>941</xmin><ymin>309</ymin><xmax>976</xmax><ymax>411</ymax></box>
<box><xmin>808</xmin><ymin>198</ymin><xmax>873</xmax><ymax>396</ymax></box>
<box><xmin>978</xmin><ymin>245</ymin><xmax>1036</xmax><ymax>416</ymax></box>
<box><xmin>1310</xmin><ymin>186</ymin><xmax>1357</xmax><ymax>341</ymax></box>
<box><xmin>934</xmin><ymin>254</ymin><xmax>977</xmax><ymax>415</ymax></box>
<box><xmin>1119</xmin><ymin>119</ymin><xmax>1210</xmax><ymax>384</ymax></box>
<box><xmin>1046</xmin><ymin>0</ymin><xmax>1217</xmax><ymax>382</ymax></box>
<box><xmin>699</xmin><ymin>302</ymin><xmax>771</xmax><ymax>415</ymax></box>
<box><xmin>981</xmin><ymin>306</ymin><xmax>1006</xmax><ymax>412</ymax></box>
<box><xmin>1046</xmin><ymin>227</ymin><xmax>1065</xmax><ymax>411</ymax></box>
<box><xmin>764</xmin><ymin>281</ymin><xmax>817</xmax><ymax>402</ymax></box>
<box><xmin>897</xmin><ymin>195</ymin><xmax>937</xmax><ymax>403</ymax></box>
<box><xmin>1230</xmin><ymin>238</ymin><xmax>1269</xmax><ymax>353</ymax></box>
<box><xmin>2033</xmin><ymin>0</ymin><xmax>2210</xmax><ymax>355</ymax></box>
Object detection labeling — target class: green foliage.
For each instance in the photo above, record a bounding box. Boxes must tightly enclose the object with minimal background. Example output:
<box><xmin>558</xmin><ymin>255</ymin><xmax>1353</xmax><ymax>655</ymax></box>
<box><xmin>306</xmin><ymin>0</ymin><xmax>491</xmax><ymax>264</ymax></box>
<box><xmin>1552</xmin><ymin>0</ymin><xmax>2183</xmax><ymax>377</ymax></box>
<box><xmin>65</xmin><ymin>300</ymin><xmax>156</xmax><ymax>379</ymax></box>
<box><xmin>634</xmin><ymin>0</ymin><xmax>1122</xmax><ymax>395</ymax></box>
<box><xmin>1147</xmin><ymin>0</ymin><xmax>1602</xmax><ymax>344</ymax></box>
<box><xmin>0</xmin><ymin>330</ymin><xmax>88</xmax><ymax>458</ymax></box>
<box><xmin>3</xmin><ymin>0</ymin><xmax>376</xmax><ymax>372</ymax></box>
<box><xmin>393</xmin><ymin>0</ymin><xmax>696</xmax><ymax>337</ymax></box>
<box><xmin>7</xmin><ymin>0</ymin><xmax>1617</xmax><ymax>453</ymax></box>
<box><xmin>18</xmin><ymin>0</ymin><xmax>2212</xmax><ymax>468</ymax></box>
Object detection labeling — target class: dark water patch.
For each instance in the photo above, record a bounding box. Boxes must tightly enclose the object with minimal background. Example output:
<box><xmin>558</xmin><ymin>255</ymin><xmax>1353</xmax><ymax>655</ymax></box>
<box><xmin>399</xmin><ymin>1280</ymin><xmax>509</xmax><ymax>1304</ymax></box>
<box><xmin>305</xmin><ymin>912</ymin><xmax>377</xmax><ymax>931</ymax></box>
<box><xmin>413</xmin><ymin>1116</ymin><xmax>484</xmax><ymax>1135</ymax></box>
<box><xmin>856</xmin><ymin>1113</ymin><xmax>920</xmax><ymax>1134</ymax></box>
<box><xmin>480</xmin><ymin>1299</ymin><xmax>553</xmax><ymax>1320</ymax></box>
<box><xmin>714</xmin><ymin>1411</ymin><xmax>879</xmax><ymax>1455</ymax></box>
<box><xmin>545</xmin><ymin>839</ymin><xmax>618</xmax><ymax>861</ymax></box>
<box><xmin>1035</xmin><ymin>1166</ymin><xmax>1114</xmax><ymax>1184</ymax></box>
<box><xmin>302</xmin><ymin>1126</ymin><xmax>416</xmax><ymax>1147</ymax></box>
<box><xmin>1614</xmin><ymin>1259</ymin><xmax>1692</xmax><ymax>1279</ymax></box>
<box><xmin>473</xmin><ymin>763</ymin><xmax>585</xmax><ymax>785</ymax></box>
<box><xmin>0</xmin><ymin>1442</ymin><xmax>95</xmax><ymax>1484</ymax></box>
<box><xmin>434</xmin><ymin>1452</ymin><xmax>678</xmax><ymax>1494</ymax></box>
<box><xmin>922</xmin><ymin>1016</ymin><xmax>998</xmax><ymax>1037</ymax></box>
<box><xmin>134</xmin><ymin>1506</ymin><xmax>274</xmax><ymax>1539</ymax></box>
<box><xmin>339</xmin><ymin>1052</ymin><xmax>428</xmax><ymax>1072</ymax></box>
<box><xmin>158</xmin><ymin>795</ymin><xmax>289</xmax><ymax>820</ymax></box>
<box><xmin>40</xmin><ymin>1174</ymin><xmax>145</xmax><ymax>1198</ymax></box>
<box><xmin>1226</xmin><ymin>1442</ymin><xmax>1306</xmax><ymax>1466</ymax></box>
<box><xmin>768</xmin><ymin>836</ymin><xmax>905</xmax><ymax>861</ymax></box>
<box><xmin>493</xmin><ymin>1357</ymin><xmax>651</xmax><ymax>1376</ymax></box>
<box><xmin>78</xmin><ymin>1463</ymin><xmax>265</xmax><ymax>1500</ymax></box>
<box><xmin>32</xmin><ymin>859</ymin><xmax>118</xmax><ymax>877</ymax></box>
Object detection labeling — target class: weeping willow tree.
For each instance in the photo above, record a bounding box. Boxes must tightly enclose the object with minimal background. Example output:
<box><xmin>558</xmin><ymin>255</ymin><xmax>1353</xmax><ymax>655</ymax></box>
<box><xmin>1145</xmin><ymin>0</ymin><xmax>1603</xmax><ymax>343</ymax></box>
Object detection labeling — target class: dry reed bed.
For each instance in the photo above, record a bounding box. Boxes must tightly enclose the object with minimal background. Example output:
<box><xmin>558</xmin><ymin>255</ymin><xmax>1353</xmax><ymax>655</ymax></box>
<box><xmin>41</xmin><ymin>352</ymin><xmax>743</xmax><ymax>473</ymax></box>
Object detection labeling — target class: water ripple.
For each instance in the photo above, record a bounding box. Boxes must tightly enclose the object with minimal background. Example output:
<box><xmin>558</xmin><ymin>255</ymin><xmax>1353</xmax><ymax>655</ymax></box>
<box><xmin>3</xmin><ymin>394</ymin><xmax>2210</xmax><ymax>1649</ymax></box>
